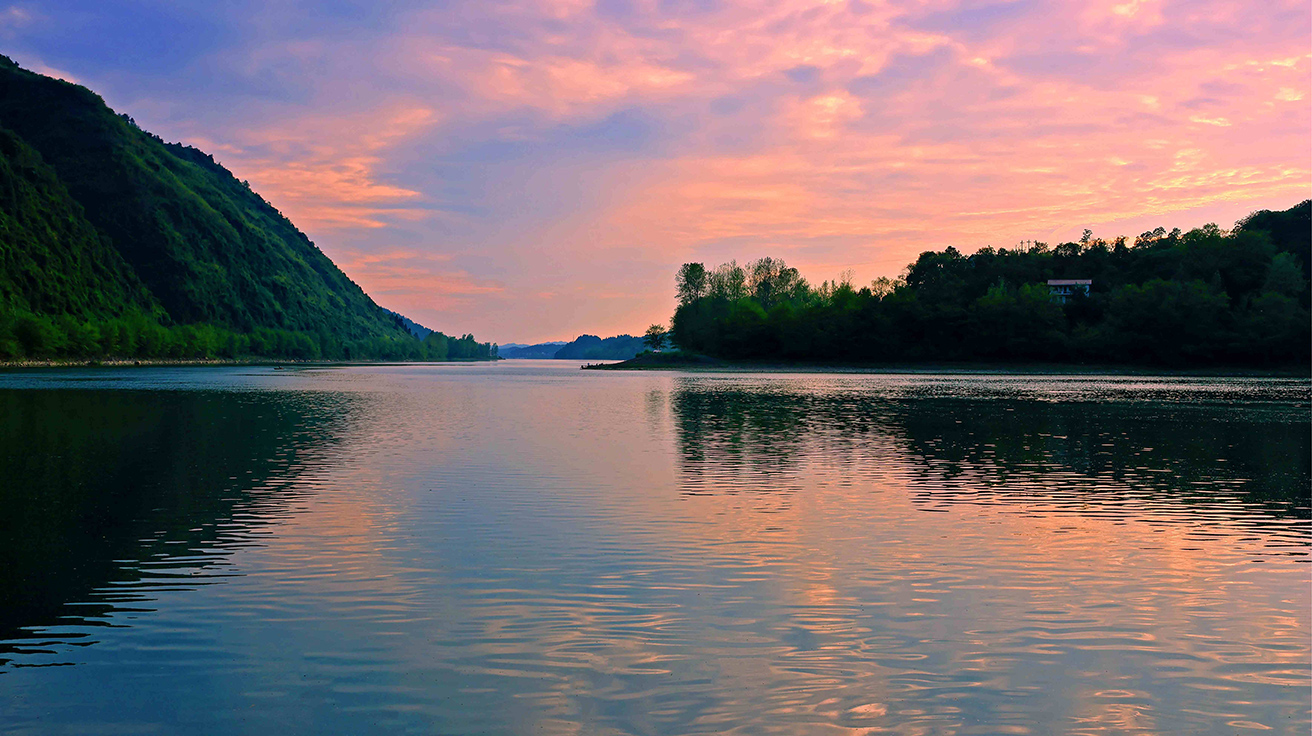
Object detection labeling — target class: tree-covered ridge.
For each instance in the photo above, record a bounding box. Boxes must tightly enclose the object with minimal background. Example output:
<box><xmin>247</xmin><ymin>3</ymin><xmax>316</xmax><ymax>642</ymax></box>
<box><xmin>0</xmin><ymin>55</ymin><xmax>402</xmax><ymax>337</ymax></box>
<box><xmin>670</xmin><ymin>201</ymin><xmax>1310</xmax><ymax>366</ymax></box>
<box><xmin>497</xmin><ymin>335</ymin><xmax>645</xmax><ymax>360</ymax></box>
<box><xmin>553</xmin><ymin>334</ymin><xmax>646</xmax><ymax>360</ymax></box>
<box><xmin>499</xmin><ymin>342</ymin><xmax>567</xmax><ymax>359</ymax></box>
<box><xmin>0</xmin><ymin>127</ymin><xmax>161</xmax><ymax>320</ymax></box>
<box><xmin>0</xmin><ymin>55</ymin><xmax>494</xmax><ymax>362</ymax></box>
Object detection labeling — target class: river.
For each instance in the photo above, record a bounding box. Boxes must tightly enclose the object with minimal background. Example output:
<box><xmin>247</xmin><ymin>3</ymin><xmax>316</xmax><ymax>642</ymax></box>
<box><xmin>0</xmin><ymin>362</ymin><xmax>1307</xmax><ymax>734</ymax></box>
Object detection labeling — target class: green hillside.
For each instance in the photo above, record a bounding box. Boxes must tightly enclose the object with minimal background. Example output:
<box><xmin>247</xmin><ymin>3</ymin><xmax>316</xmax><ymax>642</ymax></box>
<box><xmin>0</xmin><ymin>55</ymin><xmax>493</xmax><ymax>362</ymax></box>
<box><xmin>0</xmin><ymin>127</ymin><xmax>160</xmax><ymax>320</ymax></box>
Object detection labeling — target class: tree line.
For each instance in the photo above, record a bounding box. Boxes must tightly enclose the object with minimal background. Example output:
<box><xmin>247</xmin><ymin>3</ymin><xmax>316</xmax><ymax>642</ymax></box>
<box><xmin>0</xmin><ymin>310</ymin><xmax>497</xmax><ymax>362</ymax></box>
<box><xmin>667</xmin><ymin>201</ymin><xmax>1310</xmax><ymax>366</ymax></box>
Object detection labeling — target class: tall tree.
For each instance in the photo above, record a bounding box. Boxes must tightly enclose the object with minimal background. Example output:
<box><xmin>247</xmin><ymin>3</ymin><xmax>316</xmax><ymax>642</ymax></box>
<box><xmin>676</xmin><ymin>263</ymin><xmax>708</xmax><ymax>306</ymax></box>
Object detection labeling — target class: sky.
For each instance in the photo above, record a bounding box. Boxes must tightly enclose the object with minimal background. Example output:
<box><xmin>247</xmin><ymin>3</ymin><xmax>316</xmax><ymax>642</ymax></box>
<box><xmin>2</xmin><ymin>0</ymin><xmax>1308</xmax><ymax>343</ymax></box>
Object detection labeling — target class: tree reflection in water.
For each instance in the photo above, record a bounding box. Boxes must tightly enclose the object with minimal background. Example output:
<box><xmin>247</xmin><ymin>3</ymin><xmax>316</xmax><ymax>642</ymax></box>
<box><xmin>671</xmin><ymin>378</ymin><xmax>1310</xmax><ymax>522</ymax></box>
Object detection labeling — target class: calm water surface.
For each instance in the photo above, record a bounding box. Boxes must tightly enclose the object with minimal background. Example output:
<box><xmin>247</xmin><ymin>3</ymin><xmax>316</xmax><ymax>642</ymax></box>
<box><xmin>0</xmin><ymin>362</ymin><xmax>1308</xmax><ymax>735</ymax></box>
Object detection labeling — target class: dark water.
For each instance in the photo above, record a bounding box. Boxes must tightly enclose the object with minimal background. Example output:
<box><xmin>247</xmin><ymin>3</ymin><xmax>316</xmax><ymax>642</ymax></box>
<box><xmin>0</xmin><ymin>363</ymin><xmax>1307</xmax><ymax>735</ymax></box>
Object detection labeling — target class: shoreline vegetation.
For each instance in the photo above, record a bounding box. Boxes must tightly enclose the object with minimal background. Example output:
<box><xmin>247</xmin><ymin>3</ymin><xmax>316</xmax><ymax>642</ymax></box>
<box><xmin>0</xmin><ymin>356</ymin><xmax>504</xmax><ymax>370</ymax></box>
<box><xmin>627</xmin><ymin>201</ymin><xmax>1309</xmax><ymax>371</ymax></box>
<box><xmin>587</xmin><ymin>350</ymin><xmax>1309</xmax><ymax>377</ymax></box>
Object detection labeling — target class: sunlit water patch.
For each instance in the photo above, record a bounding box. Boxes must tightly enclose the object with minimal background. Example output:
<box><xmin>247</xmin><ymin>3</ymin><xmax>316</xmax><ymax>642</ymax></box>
<box><xmin>0</xmin><ymin>363</ymin><xmax>1307</xmax><ymax>734</ymax></box>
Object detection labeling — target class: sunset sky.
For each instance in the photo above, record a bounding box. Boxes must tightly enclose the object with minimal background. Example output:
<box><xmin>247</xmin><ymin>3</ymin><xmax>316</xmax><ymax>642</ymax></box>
<box><xmin>4</xmin><ymin>0</ymin><xmax>1308</xmax><ymax>343</ymax></box>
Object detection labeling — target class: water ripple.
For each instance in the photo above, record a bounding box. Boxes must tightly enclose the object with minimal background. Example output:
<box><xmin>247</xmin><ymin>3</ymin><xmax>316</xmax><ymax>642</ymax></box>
<box><xmin>0</xmin><ymin>364</ymin><xmax>1306</xmax><ymax>735</ymax></box>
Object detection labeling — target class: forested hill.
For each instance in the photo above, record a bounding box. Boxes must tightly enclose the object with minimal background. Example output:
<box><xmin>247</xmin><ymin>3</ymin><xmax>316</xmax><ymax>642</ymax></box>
<box><xmin>500</xmin><ymin>335</ymin><xmax>644</xmax><ymax>359</ymax></box>
<box><xmin>0</xmin><ymin>55</ymin><xmax>492</xmax><ymax>361</ymax></box>
<box><xmin>670</xmin><ymin>201</ymin><xmax>1311</xmax><ymax>367</ymax></box>
<box><xmin>553</xmin><ymin>334</ymin><xmax>645</xmax><ymax>360</ymax></box>
<box><xmin>0</xmin><ymin>127</ymin><xmax>160</xmax><ymax>321</ymax></box>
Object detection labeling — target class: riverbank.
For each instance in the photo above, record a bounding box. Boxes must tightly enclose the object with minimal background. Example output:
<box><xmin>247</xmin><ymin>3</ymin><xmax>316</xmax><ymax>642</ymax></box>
<box><xmin>587</xmin><ymin>352</ymin><xmax>1310</xmax><ymax>377</ymax></box>
<box><xmin>0</xmin><ymin>357</ymin><xmax>502</xmax><ymax>370</ymax></box>
<box><xmin>0</xmin><ymin>357</ymin><xmax>260</xmax><ymax>369</ymax></box>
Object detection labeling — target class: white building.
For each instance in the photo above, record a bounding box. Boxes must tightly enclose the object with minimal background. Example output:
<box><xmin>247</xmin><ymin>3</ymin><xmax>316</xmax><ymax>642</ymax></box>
<box><xmin>1047</xmin><ymin>279</ymin><xmax>1092</xmax><ymax>303</ymax></box>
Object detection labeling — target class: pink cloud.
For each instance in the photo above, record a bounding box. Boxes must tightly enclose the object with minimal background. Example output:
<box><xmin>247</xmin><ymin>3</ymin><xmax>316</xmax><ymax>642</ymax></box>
<box><xmin>333</xmin><ymin>249</ymin><xmax>506</xmax><ymax>322</ymax></box>
<box><xmin>81</xmin><ymin>0</ymin><xmax>1309</xmax><ymax>341</ymax></box>
<box><xmin>184</xmin><ymin>103</ymin><xmax>444</xmax><ymax>231</ymax></box>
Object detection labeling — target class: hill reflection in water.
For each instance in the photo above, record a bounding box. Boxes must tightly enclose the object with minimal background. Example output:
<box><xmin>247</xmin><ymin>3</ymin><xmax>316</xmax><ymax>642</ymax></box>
<box><xmin>0</xmin><ymin>388</ymin><xmax>360</xmax><ymax>666</ymax></box>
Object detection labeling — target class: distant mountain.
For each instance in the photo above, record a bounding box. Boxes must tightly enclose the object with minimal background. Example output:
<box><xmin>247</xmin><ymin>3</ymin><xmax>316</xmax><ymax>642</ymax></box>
<box><xmin>500</xmin><ymin>342</ymin><xmax>567</xmax><ymax>359</ymax></box>
<box><xmin>498</xmin><ymin>336</ymin><xmax>645</xmax><ymax>359</ymax></box>
<box><xmin>499</xmin><ymin>341</ymin><xmax>567</xmax><ymax>350</ymax></box>
<box><xmin>553</xmin><ymin>334</ymin><xmax>644</xmax><ymax>360</ymax></box>
<box><xmin>0</xmin><ymin>56</ymin><xmax>491</xmax><ymax>361</ymax></box>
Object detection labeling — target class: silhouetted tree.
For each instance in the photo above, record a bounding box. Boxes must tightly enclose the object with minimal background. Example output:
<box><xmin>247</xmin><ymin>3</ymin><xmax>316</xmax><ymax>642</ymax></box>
<box><xmin>676</xmin><ymin>263</ymin><xmax>708</xmax><ymax>306</ymax></box>
<box><xmin>643</xmin><ymin>324</ymin><xmax>669</xmax><ymax>351</ymax></box>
